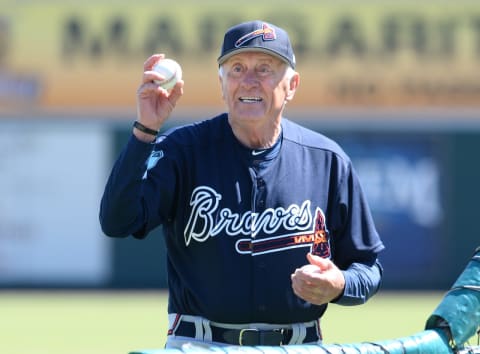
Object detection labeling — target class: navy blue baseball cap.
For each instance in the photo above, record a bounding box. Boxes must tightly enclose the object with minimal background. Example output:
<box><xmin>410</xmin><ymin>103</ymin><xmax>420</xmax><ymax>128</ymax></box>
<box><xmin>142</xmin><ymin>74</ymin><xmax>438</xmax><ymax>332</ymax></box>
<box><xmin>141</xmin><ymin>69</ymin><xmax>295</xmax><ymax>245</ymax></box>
<box><xmin>217</xmin><ymin>20</ymin><xmax>296</xmax><ymax>69</ymax></box>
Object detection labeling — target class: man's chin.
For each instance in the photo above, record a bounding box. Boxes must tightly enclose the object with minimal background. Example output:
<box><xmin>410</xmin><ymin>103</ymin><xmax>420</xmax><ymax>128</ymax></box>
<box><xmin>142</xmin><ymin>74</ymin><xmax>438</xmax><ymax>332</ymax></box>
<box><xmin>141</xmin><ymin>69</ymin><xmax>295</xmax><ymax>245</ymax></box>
<box><xmin>230</xmin><ymin>109</ymin><xmax>267</xmax><ymax>122</ymax></box>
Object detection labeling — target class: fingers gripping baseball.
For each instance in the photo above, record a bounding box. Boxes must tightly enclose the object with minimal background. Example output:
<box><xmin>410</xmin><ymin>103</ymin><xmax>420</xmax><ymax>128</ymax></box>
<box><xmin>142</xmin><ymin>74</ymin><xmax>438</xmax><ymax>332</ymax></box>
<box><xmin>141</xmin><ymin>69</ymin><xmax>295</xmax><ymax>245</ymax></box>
<box><xmin>291</xmin><ymin>253</ymin><xmax>345</xmax><ymax>306</ymax></box>
<box><xmin>136</xmin><ymin>54</ymin><xmax>184</xmax><ymax>135</ymax></box>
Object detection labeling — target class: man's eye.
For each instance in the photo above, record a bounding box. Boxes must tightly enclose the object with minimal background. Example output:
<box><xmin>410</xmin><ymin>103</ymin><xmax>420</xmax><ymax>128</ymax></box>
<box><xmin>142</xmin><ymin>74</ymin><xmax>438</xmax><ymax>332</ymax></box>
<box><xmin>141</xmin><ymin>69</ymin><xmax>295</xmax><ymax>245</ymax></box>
<box><xmin>258</xmin><ymin>66</ymin><xmax>271</xmax><ymax>74</ymax></box>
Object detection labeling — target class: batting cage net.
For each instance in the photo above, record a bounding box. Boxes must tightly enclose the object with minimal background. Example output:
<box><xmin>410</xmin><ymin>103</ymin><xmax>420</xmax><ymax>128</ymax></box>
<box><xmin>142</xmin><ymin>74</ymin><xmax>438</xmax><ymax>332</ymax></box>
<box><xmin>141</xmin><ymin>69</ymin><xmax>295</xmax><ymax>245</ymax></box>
<box><xmin>131</xmin><ymin>247</ymin><xmax>480</xmax><ymax>354</ymax></box>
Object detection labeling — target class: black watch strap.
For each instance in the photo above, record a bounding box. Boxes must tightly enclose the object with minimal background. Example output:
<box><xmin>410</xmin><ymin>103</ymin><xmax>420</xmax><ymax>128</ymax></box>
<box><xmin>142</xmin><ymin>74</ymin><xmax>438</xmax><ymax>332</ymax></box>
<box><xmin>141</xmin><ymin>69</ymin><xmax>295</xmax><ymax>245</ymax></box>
<box><xmin>133</xmin><ymin>121</ymin><xmax>159</xmax><ymax>136</ymax></box>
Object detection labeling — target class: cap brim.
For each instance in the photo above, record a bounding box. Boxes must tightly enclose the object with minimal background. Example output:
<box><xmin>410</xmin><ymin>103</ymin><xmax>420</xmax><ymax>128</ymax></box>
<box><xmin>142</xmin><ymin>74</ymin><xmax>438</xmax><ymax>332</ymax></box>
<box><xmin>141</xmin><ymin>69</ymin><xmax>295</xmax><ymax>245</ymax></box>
<box><xmin>217</xmin><ymin>47</ymin><xmax>292</xmax><ymax>67</ymax></box>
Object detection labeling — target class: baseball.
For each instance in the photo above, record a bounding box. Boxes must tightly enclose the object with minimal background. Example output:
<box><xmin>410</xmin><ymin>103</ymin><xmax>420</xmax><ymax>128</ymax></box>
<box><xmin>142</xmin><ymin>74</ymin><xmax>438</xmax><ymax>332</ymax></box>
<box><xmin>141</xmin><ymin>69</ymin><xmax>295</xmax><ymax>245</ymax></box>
<box><xmin>152</xmin><ymin>58</ymin><xmax>182</xmax><ymax>91</ymax></box>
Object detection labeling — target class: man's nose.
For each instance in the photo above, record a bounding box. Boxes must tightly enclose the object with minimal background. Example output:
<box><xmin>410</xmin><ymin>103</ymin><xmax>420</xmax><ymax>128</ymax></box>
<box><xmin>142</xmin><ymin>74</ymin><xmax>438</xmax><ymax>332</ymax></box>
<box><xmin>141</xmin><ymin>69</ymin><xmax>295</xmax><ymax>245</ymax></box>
<box><xmin>242</xmin><ymin>69</ymin><xmax>259</xmax><ymax>86</ymax></box>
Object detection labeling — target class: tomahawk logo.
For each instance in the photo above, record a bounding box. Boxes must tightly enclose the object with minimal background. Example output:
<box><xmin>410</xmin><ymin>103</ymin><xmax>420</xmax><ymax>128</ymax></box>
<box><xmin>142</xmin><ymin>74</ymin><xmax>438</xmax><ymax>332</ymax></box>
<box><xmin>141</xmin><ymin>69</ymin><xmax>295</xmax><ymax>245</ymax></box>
<box><xmin>235</xmin><ymin>209</ymin><xmax>331</xmax><ymax>257</ymax></box>
<box><xmin>235</xmin><ymin>23</ymin><xmax>276</xmax><ymax>48</ymax></box>
<box><xmin>184</xmin><ymin>186</ymin><xmax>331</xmax><ymax>258</ymax></box>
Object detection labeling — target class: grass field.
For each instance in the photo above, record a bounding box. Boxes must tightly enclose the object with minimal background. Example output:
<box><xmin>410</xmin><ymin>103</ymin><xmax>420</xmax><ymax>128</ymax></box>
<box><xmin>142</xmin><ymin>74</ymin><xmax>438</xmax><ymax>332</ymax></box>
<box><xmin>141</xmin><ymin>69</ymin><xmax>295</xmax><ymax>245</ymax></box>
<box><xmin>0</xmin><ymin>290</ymin><xmax>462</xmax><ymax>354</ymax></box>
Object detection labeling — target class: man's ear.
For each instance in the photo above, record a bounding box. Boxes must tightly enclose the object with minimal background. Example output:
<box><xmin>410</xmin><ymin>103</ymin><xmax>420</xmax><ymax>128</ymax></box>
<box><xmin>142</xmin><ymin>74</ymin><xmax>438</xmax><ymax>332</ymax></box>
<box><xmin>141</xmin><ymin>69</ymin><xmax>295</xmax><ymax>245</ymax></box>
<box><xmin>219</xmin><ymin>74</ymin><xmax>225</xmax><ymax>101</ymax></box>
<box><xmin>285</xmin><ymin>72</ymin><xmax>300</xmax><ymax>102</ymax></box>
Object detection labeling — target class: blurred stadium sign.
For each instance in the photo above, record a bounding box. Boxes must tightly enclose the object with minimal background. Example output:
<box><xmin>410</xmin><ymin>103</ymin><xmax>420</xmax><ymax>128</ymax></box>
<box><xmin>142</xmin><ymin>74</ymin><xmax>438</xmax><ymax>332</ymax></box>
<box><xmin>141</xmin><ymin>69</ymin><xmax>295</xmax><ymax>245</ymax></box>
<box><xmin>336</xmin><ymin>134</ymin><xmax>445</xmax><ymax>289</ymax></box>
<box><xmin>1</xmin><ymin>0</ymin><xmax>480</xmax><ymax>112</ymax></box>
<box><xmin>0</xmin><ymin>121</ymin><xmax>111</xmax><ymax>286</ymax></box>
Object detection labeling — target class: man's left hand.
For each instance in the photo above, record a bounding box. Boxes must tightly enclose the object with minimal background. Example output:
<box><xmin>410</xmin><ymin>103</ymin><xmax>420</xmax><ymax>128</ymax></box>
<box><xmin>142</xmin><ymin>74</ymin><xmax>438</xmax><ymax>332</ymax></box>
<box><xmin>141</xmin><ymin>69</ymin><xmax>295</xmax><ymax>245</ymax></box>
<box><xmin>291</xmin><ymin>253</ymin><xmax>346</xmax><ymax>305</ymax></box>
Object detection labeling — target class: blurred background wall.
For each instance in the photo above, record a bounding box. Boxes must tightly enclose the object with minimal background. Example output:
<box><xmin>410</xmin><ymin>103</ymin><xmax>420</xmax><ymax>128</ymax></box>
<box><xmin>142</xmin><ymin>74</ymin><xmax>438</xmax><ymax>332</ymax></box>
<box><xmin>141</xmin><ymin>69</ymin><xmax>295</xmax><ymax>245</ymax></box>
<box><xmin>0</xmin><ymin>0</ymin><xmax>479</xmax><ymax>290</ymax></box>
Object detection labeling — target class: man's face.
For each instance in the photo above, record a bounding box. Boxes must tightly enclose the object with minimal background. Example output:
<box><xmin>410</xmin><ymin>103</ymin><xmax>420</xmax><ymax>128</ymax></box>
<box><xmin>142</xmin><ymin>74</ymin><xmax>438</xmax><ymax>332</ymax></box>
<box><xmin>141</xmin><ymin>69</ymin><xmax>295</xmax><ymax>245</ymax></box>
<box><xmin>219</xmin><ymin>52</ymin><xmax>297</xmax><ymax>127</ymax></box>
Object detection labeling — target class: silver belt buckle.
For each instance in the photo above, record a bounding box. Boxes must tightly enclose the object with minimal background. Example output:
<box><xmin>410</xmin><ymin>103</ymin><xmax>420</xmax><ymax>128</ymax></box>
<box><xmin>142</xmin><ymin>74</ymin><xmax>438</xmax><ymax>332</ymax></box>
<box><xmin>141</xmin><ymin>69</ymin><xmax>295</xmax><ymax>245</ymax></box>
<box><xmin>239</xmin><ymin>328</ymin><xmax>256</xmax><ymax>345</ymax></box>
<box><xmin>238</xmin><ymin>328</ymin><xmax>285</xmax><ymax>345</ymax></box>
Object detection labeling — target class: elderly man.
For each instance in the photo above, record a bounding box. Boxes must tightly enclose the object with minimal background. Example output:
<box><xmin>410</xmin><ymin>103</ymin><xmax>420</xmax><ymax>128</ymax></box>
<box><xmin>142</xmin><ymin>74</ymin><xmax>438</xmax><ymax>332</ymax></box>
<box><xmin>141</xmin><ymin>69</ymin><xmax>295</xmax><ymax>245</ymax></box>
<box><xmin>100</xmin><ymin>20</ymin><xmax>385</xmax><ymax>349</ymax></box>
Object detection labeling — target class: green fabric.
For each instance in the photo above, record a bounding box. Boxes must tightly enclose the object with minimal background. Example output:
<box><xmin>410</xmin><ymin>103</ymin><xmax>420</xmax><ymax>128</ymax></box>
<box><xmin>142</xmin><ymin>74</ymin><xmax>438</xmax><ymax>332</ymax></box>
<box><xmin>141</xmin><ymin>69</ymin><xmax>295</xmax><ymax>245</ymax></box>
<box><xmin>426</xmin><ymin>247</ymin><xmax>480</xmax><ymax>348</ymax></box>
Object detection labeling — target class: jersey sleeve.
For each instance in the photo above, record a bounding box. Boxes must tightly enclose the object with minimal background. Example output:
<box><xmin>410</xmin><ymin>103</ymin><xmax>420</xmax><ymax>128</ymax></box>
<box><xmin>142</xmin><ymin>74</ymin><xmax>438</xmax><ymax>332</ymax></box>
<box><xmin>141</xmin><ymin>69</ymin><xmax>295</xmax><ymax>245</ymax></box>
<box><xmin>334</xmin><ymin>260</ymin><xmax>383</xmax><ymax>305</ymax></box>
<box><xmin>99</xmin><ymin>133</ymin><xmax>178</xmax><ymax>239</ymax></box>
<box><xmin>329</xmin><ymin>158</ymin><xmax>385</xmax><ymax>304</ymax></box>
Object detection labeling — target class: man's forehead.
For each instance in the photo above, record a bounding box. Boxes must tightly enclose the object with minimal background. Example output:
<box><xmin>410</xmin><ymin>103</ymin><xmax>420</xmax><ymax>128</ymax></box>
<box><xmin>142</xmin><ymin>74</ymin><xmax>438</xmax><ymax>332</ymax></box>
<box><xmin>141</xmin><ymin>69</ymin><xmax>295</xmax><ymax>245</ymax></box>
<box><xmin>223</xmin><ymin>51</ymin><xmax>283</xmax><ymax>65</ymax></box>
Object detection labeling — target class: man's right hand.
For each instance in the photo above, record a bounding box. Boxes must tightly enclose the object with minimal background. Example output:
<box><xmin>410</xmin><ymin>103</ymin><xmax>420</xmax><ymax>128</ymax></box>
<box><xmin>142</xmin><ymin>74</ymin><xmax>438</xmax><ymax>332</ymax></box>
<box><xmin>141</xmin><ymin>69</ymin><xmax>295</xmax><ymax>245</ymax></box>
<box><xmin>134</xmin><ymin>53</ymin><xmax>184</xmax><ymax>142</ymax></box>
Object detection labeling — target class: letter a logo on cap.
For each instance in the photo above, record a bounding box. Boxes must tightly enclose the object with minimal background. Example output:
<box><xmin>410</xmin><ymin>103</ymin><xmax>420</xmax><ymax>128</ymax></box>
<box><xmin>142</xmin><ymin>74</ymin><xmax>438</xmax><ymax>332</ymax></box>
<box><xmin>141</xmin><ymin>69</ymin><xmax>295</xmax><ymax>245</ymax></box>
<box><xmin>234</xmin><ymin>23</ymin><xmax>276</xmax><ymax>48</ymax></box>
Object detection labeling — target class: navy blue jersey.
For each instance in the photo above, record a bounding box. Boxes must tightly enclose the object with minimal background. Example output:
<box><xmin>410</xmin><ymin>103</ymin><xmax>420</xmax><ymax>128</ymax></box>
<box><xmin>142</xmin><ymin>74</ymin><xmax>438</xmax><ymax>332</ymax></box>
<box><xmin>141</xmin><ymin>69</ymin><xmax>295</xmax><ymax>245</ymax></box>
<box><xmin>100</xmin><ymin>113</ymin><xmax>384</xmax><ymax>324</ymax></box>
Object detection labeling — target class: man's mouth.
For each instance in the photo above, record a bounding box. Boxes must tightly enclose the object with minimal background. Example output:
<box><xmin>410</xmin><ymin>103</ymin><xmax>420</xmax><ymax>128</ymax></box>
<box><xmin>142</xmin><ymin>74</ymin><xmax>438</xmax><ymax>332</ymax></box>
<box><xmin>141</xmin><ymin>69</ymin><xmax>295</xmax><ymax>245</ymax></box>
<box><xmin>239</xmin><ymin>96</ymin><xmax>263</xmax><ymax>103</ymax></box>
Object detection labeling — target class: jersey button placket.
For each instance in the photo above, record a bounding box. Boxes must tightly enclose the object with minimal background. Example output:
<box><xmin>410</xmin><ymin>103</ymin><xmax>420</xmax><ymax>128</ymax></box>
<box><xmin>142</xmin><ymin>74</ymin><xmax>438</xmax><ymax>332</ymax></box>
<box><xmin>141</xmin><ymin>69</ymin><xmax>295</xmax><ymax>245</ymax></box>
<box><xmin>252</xmin><ymin>176</ymin><xmax>268</xmax><ymax>316</ymax></box>
<box><xmin>256</xmin><ymin>178</ymin><xmax>266</xmax><ymax>212</ymax></box>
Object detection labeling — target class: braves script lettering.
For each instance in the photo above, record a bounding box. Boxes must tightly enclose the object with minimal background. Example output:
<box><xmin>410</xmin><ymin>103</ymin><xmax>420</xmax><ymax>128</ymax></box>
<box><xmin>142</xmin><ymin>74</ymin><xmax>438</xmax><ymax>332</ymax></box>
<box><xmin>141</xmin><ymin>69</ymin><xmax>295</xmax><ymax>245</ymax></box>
<box><xmin>184</xmin><ymin>186</ymin><xmax>313</xmax><ymax>246</ymax></box>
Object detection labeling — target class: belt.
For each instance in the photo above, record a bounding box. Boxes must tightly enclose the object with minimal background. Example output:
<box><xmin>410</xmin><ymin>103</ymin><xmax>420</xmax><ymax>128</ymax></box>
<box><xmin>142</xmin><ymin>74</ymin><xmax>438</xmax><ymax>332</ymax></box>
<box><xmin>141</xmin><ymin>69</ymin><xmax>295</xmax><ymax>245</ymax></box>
<box><xmin>173</xmin><ymin>320</ymin><xmax>319</xmax><ymax>346</ymax></box>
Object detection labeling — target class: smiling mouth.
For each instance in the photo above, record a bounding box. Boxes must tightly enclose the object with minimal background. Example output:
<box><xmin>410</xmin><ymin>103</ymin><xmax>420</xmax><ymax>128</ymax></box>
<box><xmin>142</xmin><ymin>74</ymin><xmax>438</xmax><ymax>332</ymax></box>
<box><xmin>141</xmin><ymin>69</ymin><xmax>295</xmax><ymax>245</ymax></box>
<box><xmin>239</xmin><ymin>96</ymin><xmax>263</xmax><ymax>103</ymax></box>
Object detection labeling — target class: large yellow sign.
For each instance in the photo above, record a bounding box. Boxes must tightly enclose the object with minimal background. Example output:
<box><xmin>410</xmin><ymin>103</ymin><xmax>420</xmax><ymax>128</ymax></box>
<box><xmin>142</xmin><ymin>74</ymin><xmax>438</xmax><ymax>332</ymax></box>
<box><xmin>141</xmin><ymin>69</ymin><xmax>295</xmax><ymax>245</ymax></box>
<box><xmin>1</xmin><ymin>0</ymin><xmax>480</xmax><ymax>112</ymax></box>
